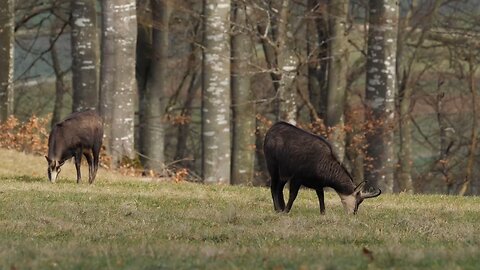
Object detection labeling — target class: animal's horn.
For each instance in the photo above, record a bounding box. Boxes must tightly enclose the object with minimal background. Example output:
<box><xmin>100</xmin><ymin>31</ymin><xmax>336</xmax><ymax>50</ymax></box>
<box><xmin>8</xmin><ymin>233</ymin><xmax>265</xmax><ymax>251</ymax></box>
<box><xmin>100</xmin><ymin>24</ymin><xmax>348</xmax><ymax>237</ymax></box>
<box><xmin>354</xmin><ymin>181</ymin><xmax>367</xmax><ymax>193</ymax></box>
<box><xmin>361</xmin><ymin>188</ymin><xmax>382</xmax><ymax>199</ymax></box>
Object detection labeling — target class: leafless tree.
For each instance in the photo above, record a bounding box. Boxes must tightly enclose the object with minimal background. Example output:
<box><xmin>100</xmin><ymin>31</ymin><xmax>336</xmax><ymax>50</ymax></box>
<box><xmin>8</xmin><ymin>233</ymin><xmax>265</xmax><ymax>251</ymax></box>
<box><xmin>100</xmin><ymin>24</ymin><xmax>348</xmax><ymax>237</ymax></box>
<box><xmin>71</xmin><ymin>0</ymin><xmax>99</xmax><ymax>112</ymax></box>
<box><xmin>231</xmin><ymin>0</ymin><xmax>256</xmax><ymax>185</ymax></box>
<box><xmin>364</xmin><ymin>0</ymin><xmax>399</xmax><ymax>193</ymax></box>
<box><xmin>202</xmin><ymin>0</ymin><xmax>231</xmax><ymax>184</ymax></box>
<box><xmin>0</xmin><ymin>0</ymin><xmax>15</xmax><ymax>121</ymax></box>
<box><xmin>100</xmin><ymin>0</ymin><xmax>137</xmax><ymax>166</ymax></box>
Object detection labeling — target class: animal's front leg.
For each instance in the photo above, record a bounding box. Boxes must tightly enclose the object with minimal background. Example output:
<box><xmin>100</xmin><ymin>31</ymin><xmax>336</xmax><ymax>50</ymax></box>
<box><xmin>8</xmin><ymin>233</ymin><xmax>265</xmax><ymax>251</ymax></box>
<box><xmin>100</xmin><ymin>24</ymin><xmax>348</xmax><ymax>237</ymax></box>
<box><xmin>316</xmin><ymin>189</ymin><xmax>325</xmax><ymax>215</ymax></box>
<box><xmin>75</xmin><ymin>150</ymin><xmax>83</xmax><ymax>184</ymax></box>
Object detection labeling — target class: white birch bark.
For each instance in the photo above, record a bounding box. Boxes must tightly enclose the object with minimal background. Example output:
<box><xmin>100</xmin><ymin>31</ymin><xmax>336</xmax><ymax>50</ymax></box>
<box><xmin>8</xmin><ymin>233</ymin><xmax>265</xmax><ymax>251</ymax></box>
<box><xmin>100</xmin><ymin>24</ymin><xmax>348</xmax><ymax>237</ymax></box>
<box><xmin>365</xmin><ymin>0</ymin><xmax>399</xmax><ymax>193</ymax></box>
<box><xmin>100</xmin><ymin>0</ymin><xmax>137</xmax><ymax>166</ymax></box>
<box><xmin>0</xmin><ymin>0</ymin><xmax>15</xmax><ymax>121</ymax></box>
<box><xmin>202</xmin><ymin>0</ymin><xmax>231</xmax><ymax>184</ymax></box>
<box><xmin>71</xmin><ymin>0</ymin><xmax>99</xmax><ymax>112</ymax></box>
<box><xmin>276</xmin><ymin>0</ymin><xmax>298</xmax><ymax>125</ymax></box>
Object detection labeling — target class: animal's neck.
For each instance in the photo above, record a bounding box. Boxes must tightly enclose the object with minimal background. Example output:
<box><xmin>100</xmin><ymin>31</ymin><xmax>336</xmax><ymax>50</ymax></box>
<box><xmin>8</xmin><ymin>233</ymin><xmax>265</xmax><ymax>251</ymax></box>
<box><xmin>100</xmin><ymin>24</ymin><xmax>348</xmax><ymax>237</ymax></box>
<box><xmin>48</xmin><ymin>130</ymin><xmax>64</xmax><ymax>161</ymax></box>
<box><xmin>328</xmin><ymin>175</ymin><xmax>356</xmax><ymax>195</ymax></box>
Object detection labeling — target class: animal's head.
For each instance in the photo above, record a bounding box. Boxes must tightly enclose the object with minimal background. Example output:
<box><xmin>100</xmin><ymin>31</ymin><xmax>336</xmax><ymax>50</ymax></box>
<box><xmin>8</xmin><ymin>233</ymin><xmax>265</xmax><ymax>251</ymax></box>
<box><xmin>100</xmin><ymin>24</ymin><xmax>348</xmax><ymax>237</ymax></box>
<box><xmin>338</xmin><ymin>181</ymin><xmax>381</xmax><ymax>214</ymax></box>
<box><xmin>45</xmin><ymin>156</ymin><xmax>65</xmax><ymax>183</ymax></box>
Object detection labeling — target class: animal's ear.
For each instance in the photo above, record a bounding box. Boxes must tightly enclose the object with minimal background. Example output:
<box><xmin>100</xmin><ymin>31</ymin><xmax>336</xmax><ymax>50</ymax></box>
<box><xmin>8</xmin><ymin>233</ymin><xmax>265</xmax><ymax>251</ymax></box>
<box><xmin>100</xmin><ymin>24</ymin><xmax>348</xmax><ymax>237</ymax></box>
<box><xmin>45</xmin><ymin>156</ymin><xmax>51</xmax><ymax>163</ymax></box>
<box><xmin>354</xmin><ymin>181</ymin><xmax>366</xmax><ymax>193</ymax></box>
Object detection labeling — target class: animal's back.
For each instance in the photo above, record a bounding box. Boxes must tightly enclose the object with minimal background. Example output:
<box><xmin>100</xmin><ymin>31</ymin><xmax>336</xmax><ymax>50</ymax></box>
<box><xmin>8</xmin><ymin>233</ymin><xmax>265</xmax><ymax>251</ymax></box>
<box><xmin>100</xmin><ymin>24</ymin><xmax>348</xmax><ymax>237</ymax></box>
<box><xmin>264</xmin><ymin>122</ymin><xmax>332</xmax><ymax>159</ymax></box>
<box><xmin>50</xmin><ymin>110</ymin><xmax>103</xmax><ymax>149</ymax></box>
<box><xmin>265</xmin><ymin>122</ymin><xmax>355</xmax><ymax>193</ymax></box>
<box><xmin>264</xmin><ymin>122</ymin><xmax>335</xmax><ymax>178</ymax></box>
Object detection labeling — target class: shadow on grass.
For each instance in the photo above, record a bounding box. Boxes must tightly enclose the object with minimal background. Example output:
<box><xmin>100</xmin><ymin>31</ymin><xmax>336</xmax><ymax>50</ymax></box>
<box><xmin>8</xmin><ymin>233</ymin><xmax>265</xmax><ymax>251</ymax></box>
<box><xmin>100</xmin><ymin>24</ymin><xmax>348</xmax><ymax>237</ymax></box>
<box><xmin>13</xmin><ymin>175</ymin><xmax>46</xmax><ymax>183</ymax></box>
<box><xmin>5</xmin><ymin>174</ymin><xmax>80</xmax><ymax>184</ymax></box>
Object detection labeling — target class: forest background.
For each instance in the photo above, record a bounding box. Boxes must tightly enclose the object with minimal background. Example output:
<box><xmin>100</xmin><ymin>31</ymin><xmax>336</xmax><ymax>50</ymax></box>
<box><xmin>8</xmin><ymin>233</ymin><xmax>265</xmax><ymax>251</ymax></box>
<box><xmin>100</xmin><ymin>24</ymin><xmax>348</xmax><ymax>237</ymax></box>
<box><xmin>1</xmin><ymin>0</ymin><xmax>480</xmax><ymax>195</ymax></box>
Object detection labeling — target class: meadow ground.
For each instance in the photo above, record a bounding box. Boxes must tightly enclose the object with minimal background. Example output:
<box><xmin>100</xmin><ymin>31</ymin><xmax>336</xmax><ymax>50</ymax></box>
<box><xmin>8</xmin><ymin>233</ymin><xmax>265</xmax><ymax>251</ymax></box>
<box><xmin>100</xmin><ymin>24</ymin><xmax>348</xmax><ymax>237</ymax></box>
<box><xmin>0</xmin><ymin>149</ymin><xmax>479</xmax><ymax>269</ymax></box>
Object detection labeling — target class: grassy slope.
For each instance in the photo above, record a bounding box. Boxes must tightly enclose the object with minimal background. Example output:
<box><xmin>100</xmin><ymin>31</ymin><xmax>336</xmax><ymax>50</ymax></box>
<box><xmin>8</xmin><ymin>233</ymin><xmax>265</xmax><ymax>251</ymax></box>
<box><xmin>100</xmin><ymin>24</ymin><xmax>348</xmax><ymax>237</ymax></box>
<box><xmin>0</xmin><ymin>149</ymin><xmax>479</xmax><ymax>269</ymax></box>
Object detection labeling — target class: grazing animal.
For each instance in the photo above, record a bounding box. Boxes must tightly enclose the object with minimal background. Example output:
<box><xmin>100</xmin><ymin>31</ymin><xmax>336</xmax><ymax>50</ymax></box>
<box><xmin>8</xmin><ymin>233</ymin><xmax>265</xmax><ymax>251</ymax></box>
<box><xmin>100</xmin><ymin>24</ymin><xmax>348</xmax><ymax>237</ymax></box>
<box><xmin>45</xmin><ymin>110</ymin><xmax>103</xmax><ymax>184</ymax></box>
<box><xmin>263</xmin><ymin>121</ymin><xmax>381</xmax><ymax>215</ymax></box>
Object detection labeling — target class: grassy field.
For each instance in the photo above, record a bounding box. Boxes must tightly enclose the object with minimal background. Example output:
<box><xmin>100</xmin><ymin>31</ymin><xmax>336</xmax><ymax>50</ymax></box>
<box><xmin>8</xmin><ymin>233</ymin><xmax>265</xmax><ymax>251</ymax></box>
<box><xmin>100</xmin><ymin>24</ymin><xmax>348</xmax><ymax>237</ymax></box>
<box><xmin>0</xmin><ymin>149</ymin><xmax>479</xmax><ymax>269</ymax></box>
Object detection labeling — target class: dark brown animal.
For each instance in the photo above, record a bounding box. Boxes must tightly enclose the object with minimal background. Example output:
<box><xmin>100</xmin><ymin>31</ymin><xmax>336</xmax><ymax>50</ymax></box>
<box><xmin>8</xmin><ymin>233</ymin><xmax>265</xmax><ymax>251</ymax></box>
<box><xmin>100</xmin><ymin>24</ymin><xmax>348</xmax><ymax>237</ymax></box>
<box><xmin>263</xmin><ymin>121</ymin><xmax>381</xmax><ymax>215</ymax></box>
<box><xmin>45</xmin><ymin>110</ymin><xmax>103</xmax><ymax>183</ymax></box>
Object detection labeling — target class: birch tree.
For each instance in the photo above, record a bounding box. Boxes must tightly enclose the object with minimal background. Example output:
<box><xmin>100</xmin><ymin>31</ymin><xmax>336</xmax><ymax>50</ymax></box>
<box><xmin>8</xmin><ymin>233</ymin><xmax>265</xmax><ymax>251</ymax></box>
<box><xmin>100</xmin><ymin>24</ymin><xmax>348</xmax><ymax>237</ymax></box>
<box><xmin>326</xmin><ymin>0</ymin><xmax>348</xmax><ymax>161</ymax></box>
<box><xmin>71</xmin><ymin>0</ymin><xmax>99</xmax><ymax>112</ymax></box>
<box><xmin>275</xmin><ymin>0</ymin><xmax>298</xmax><ymax>124</ymax></box>
<box><xmin>231</xmin><ymin>0</ymin><xmax>255</xmax><ymax>185</ymax></box>
<box><xmin>100</xmin><ymin>0</ymin><xmax>137</xmax><ymax>166</ymax></box>
<box><xmin>0</xmin><ymin>0</ymin><xmax>15</xmax><ymax>121</ymax></box>
<box><xmin>364</xmin><ymin>0</ymin><xmax>399</xmax><ymax>193</ymax></box>
<box><xmin>202</xmin><ymin>0</ymin><xmax>231</xmax><ymax>184</ymax></box>
<box><xmin>140</xmin><ymin>0</ymin><xmax>171</xmax><ymax>173</ymax></box>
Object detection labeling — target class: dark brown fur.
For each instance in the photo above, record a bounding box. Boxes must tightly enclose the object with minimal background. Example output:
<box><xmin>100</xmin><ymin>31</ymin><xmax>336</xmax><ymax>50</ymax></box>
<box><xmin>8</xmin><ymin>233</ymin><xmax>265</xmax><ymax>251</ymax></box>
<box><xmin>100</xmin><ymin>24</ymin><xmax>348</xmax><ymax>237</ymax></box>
<box><xmin>45</xmin><ymin>110</ymin><xmax>103</xmax><ymax>183</ymax></box>
<box><xmin>264</xmin><ymin>122</ymin><xmax>366</xmax><ymax>214</ymax></box>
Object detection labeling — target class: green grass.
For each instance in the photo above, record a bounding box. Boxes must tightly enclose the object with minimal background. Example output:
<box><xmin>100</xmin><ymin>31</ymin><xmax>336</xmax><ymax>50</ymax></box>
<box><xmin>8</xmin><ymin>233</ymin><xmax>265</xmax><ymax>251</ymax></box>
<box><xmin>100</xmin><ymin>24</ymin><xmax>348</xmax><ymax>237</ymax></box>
<box><xmin>0</xmin><ymin>149</ymin><xmax>479</xmax><ymax>269</ymax></box>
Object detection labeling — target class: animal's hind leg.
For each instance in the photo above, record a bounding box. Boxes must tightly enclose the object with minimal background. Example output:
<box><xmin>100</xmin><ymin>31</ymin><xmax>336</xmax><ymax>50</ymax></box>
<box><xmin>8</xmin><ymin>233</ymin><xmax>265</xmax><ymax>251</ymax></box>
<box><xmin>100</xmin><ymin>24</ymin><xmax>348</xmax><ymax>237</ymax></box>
<box><xmin>277</xmin><ymin>180</ymin><xmax>287</xmax><ymax>211</ymax></box>
<box><xmin>84</xmin><ymin>152</ymin><xmax>93</xmax><ymax>183</ymax></box>
<box><xmin>74</xmin><ymin>149</ymin><xmax>83</xmax><ymax>184</ymax></box>
<box><xmin>267</xmin><ymin>162</ymin><xmax>284</xmax><ymax>212</ymax></box>
<box><xmin>91</xmin><ymin>143</ymin><xmax>101</xmax><ymax>183</ymax></box>
<box><xmin>270</xmin><ymin>179</ymin><xmax>284</xmax><ymax>212</ymax></box>
<box><xmin>285</xmin><ymin>181</ymin><xmax>301</xmax><ymax>213</ymax></box>
<box><xmin>316</xmin><ymin>188</ymin><xmax>326</xmax><ymax>215</ymax></box>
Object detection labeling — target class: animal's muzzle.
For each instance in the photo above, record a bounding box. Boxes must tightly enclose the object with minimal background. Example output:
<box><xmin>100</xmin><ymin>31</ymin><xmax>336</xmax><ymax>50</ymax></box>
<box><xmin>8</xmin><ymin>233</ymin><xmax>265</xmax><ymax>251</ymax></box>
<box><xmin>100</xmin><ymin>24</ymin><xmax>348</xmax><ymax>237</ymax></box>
<box><xmin>49</xmin><ymin>171</ymin><xmax>58</xmax><ymax>183</ymax></box>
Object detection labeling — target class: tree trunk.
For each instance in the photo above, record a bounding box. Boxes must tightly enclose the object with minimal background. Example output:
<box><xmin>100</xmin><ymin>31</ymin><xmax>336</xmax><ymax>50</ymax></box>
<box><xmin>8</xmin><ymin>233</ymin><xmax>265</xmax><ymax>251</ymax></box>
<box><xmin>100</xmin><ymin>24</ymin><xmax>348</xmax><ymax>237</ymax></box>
<box><xmin>140</xmin><ymin>0</ymin><xmax>171</xmax><ymax>173</ymax></box>
<box><xmin>276</xmin><ymin>0</ymin><xmax>298</xmax><ymax>124</ymax></box>
<box><xmin>345</xmin><ymin>90</ymin><xmax>364</xmax><ymax>185</ymax></box>
<box><xmin>71</xmin><ymin>0</ymin><xmax>99</xmax><ymax>112</ymax></box>
<box><xmin>364</xmin><ymin>0</ymin><xmax>399</xmax><ymax>193</ymax></box>
<box><xmin>136</xmin><ymin>0</ymin><xmax>152</xmax><ymax>158</ymax></box>
<box><xmin>231</xmin><ymin>1</ymin><xmax>255</xmax><ymax>185</ymax></box>
<box><xmin>459</xmin><ymin>59</ymin><xmax>477</xmax><ymax>196</ymax></box>
<box><xmin>175</xmin><ymin>40</ymin><xmax>201</xmax><ymax>166</ymax></box>
<box><xmin>100</xmin><ymin>0</ymin><xmax>137</xmax><ymax>166</ymax></box>
<box><xmin>306</xmin><ymin>0</ymin><xmax>328</xmax><ymax>121</ymax></box>
<box><xmin>50</xmin><ymin>20</ymin><xmax>68</xmax><ymax>128</ymax></box>
<box><xmin>345</xmin><ymin>59</ymin><xmax>366</xmax><ymax>184</ymax></box>
<box><xmin>0</xmin><ymin>0</ymin><xmax>15</xmax><ymax>121</ymax></box>
<box><xmin>396</xmin><ymin>4</ymin><xmax>413</xmax><ymax>194</ymax></box>
<box><xmin>326</xmin><ymin>0</ymin><xmax>348</xmax><ymax>161</ymax></box>
<box><xmin>435</xmin><ymin>91</ymin><xmax>453</xmax><ymax>194</ymax></box>
<box><xmin>397</xmin><ymin>76</ymin><xmax>414</xmax><ymax>193</ymax></box>
<box><xmin>99</xmin><ymin>1</ymin><xmax>115</xmax><ymax>153</ymax></box>
<box><xmin>202</xmin><ymin>0</ymin><xmax>231</xmax><ymax>184</ymax></box>
<box><xmin>174</xmin><ymin>70</ymin><xmax>200</xmax><ymax>165</ymax></box>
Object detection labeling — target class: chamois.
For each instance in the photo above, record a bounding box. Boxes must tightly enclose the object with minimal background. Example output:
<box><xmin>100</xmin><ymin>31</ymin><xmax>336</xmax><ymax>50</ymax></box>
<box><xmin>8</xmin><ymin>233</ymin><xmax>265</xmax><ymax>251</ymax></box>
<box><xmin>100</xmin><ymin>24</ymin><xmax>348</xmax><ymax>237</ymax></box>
<box><xmin>45</xmin><ymin>110</ymin><xmax>103</xmax><ymax>183</ymax></box>
<box><xmin>264</xmin><ymin>121</ymin><xmax>381</xmax><ymax>214</ymax></box>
